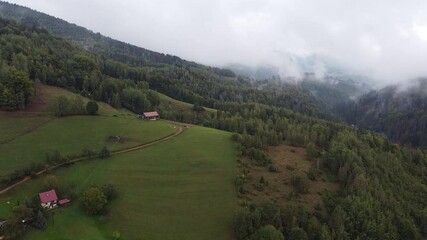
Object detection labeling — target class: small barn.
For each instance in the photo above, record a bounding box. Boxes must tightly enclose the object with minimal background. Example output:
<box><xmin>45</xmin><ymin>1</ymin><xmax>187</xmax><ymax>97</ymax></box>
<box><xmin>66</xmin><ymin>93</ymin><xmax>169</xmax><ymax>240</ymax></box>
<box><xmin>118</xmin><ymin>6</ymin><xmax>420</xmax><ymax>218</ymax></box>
<box><xmin>39</xmin><ymin>189</ymin><xmax>58</xmax><ymax>209</ymax></box>
<box><xmin>142</xmin><ymin>111</ymin><xmax>160</xmax><ymax>120</ymax></box>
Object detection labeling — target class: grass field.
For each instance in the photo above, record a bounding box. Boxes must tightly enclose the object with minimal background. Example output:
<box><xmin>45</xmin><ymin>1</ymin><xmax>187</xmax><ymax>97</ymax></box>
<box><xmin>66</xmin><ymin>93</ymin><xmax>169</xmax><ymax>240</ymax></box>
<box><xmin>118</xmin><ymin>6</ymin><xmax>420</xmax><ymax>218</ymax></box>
<box><xmin>157</xmin><ymin>91</ymin><xmax>217</xmax><ymax>113</ymax></box>
<box><xmin>0</xmin><ymin>84</ymin><xmax>123</xmax><ymax>145</ymax></box>
<box><xmin>0</xmin><ymin>116</ymin><xmax>176</xmax><ymax>177</ymax></box>
<box><xmin>0</xmin><ymin>127</ymin><xmax>237</xmax><ymax>240</ymax></box>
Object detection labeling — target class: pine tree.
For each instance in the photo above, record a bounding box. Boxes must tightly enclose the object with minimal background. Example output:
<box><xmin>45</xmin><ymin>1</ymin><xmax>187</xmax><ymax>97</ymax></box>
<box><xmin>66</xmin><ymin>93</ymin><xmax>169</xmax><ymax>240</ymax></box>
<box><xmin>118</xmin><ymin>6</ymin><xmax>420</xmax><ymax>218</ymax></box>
<box><xmin>32</xmin><ymin>210</ymin><xmax>47</xmax><ymax>230</ymax></box>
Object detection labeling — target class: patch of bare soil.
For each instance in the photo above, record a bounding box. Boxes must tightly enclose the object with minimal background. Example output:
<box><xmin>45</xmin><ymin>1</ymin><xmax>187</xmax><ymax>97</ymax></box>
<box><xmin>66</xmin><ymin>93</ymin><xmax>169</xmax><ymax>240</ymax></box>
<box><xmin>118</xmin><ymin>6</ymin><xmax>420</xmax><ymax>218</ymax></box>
<box><xmin>238</xmin><ymin>144</ymin><xmax>339</xmax><ymax>213</ymax></box>
<box><xmin>106</xmin><ymin>135</ymin><xmax>127</xmax><ymax>143</ymax></box>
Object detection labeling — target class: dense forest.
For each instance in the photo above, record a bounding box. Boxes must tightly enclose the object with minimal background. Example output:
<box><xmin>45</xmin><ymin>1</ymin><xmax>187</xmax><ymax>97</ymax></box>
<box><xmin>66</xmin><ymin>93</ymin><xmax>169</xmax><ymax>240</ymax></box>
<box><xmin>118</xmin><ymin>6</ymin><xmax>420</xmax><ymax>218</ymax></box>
<box><xmin>337</xmin><ymin>79</ymin><xmax>427</xmax><ymax>148</ymax></box>
<box><xmin>0</xmin><ymin>1</ymin><xmax>323</xmax><ymax>117</ymax></box>
<box><xmin>0</xmin><ymin>3</ymin><xmax>426</xmax><ymax>240</ymax></box>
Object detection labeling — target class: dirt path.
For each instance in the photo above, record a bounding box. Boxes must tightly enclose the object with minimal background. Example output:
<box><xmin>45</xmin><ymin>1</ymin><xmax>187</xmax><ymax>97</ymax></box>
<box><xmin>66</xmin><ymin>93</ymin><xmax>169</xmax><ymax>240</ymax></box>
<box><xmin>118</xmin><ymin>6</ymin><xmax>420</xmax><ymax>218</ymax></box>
<box><xmin>0</xmin><ymin>125</ymin><xmax>185</xmax><ymax>195</ymax></box>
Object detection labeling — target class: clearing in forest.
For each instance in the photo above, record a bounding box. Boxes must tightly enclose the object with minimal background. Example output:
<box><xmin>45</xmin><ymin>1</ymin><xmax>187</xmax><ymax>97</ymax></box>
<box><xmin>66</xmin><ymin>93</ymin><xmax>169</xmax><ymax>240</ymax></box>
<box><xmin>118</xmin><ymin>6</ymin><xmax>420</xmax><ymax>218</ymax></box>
<box><xmin>238</xmin><ymin>144</ymin><xmax>339</xmax><ymax>212</ymax></box>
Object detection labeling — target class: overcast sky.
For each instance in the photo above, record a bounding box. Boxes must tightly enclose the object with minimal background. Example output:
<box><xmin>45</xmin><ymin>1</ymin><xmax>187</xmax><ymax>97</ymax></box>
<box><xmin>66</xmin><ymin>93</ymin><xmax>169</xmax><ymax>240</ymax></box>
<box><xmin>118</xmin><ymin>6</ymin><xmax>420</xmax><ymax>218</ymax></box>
<box><xmin>7</xmin><ymin>0</ymin><xmax>427</xmax><ymax>84</ymax></box>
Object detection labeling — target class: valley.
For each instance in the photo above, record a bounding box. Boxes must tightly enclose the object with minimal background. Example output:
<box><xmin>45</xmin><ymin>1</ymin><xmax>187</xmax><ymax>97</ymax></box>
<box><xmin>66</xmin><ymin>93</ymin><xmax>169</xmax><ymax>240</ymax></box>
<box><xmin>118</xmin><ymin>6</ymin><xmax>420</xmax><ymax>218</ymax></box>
<box><xmin>0</xmin><ymin>1</ymin><xmax>426</xmax><ymax>240</ymax></box>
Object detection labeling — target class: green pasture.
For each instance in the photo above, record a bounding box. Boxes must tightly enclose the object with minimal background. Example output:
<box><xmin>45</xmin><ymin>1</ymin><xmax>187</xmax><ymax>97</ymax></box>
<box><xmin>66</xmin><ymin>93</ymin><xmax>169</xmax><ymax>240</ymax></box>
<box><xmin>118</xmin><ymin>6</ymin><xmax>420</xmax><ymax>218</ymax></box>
<box><xmin>0</xmin><ymin>127</ymin><xmax>236</xmax><ymax>240</ymax></box>
<box><xmin>0</xmin><ymin>116</ymin><xmax>176</xmax><ymax>177</ymax></box>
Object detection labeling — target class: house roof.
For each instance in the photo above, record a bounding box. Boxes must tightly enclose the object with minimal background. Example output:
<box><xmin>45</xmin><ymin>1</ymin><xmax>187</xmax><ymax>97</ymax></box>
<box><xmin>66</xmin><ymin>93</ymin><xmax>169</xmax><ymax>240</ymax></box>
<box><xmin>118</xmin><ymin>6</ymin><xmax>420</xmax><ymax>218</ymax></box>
<box><xmin>143</xmin><ymin>111</ymin><xmax>159</xmax><ymax>117</ymax></box>
<box><xmin>59</xmin><ymin>199</ymin><xmax>70</xmax><ymax>205</ymax></box>
<box><xmin>39</xmin><ymin>189</ymin><xmax>58</xmax><ymax>203</ymax></box>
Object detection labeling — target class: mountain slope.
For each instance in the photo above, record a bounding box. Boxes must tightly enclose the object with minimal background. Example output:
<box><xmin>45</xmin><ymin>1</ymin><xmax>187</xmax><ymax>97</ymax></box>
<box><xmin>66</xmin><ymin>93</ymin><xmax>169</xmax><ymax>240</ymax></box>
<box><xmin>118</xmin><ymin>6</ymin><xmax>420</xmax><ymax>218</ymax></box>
<box><xmin>337</xmin><ymin>79</ymin><xmax>427</xmax><ymax>147</ymax></box>
<box><xmin>0</xmin><ymin>1</ymin><xmax>322</xmax><ymax>116</ymax></box>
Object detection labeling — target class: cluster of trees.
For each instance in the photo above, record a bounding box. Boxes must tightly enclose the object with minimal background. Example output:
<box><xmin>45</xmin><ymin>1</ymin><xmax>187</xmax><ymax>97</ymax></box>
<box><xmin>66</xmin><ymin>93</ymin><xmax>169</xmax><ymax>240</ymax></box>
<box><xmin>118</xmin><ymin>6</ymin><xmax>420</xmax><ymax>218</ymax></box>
<box><xmin>53</xmin><ymin>96</ymin><xmax>99</xmax><ymax>117</ymax></box>
<box><xmin>0</xmin><ymin>175</ymin><xmax>76</xmax><ymax>239</ymax></box>
<box><xmin>0</xmin><ymin>205</ymin><xmax>46</xmax><ymax>239</ymax></box>
<box><xmin>233</xmin><ymin>200</ymin><xmax>329</xmax><ymax>240</ymax></box>
<box><xmin>0</xmin><ymin>65</ymin><xmax>33</xmax><ymax>110</ymax></box>
<box><xmin>82</xmin><ymin>184</ymin><xmax>117</xmax><ymax>215</ymax></box>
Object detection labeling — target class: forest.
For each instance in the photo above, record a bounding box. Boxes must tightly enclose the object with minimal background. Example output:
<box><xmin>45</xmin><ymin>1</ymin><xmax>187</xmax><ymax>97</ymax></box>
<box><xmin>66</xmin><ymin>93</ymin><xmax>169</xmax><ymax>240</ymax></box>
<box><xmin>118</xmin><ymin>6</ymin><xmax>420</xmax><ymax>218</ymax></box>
<box><xmin>336</xmin><ymin>80</ymin><xmax>427</xmax><ymax>148</ymax></box>
<box><xmin>0</xmin><ymin>5</ymin><xmax>426</xmax><ymax>240</ymax></box>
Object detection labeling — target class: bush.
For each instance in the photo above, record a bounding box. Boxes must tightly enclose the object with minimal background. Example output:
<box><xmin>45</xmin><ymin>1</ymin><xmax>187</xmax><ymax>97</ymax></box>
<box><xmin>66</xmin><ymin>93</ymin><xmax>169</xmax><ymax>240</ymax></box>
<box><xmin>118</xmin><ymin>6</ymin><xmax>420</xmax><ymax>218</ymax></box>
<box><xmin>46</xmin><ymin>151</ymin><xmax>62</xmax><ymax>164</ymax></box>
<box><xmin>101</xmin><ymin>184</ymin><xmax>117</xmax><ymax>201</ymax></box>
<box><xmin>81</xmin><ymin>147</ymin><xmax>96</xmax><ymax>157</ymax></box>
<box><xmin>288</xmin><ymin>227</ymin><xmax>308</xmax><ymax>240</ymax></box>
<box><xmin>192</xmin><ymin>104</ymin><xmax>205</xmax><ymax>113</ymax></box>
<box><xmin>233</xmin><ymin>207</ymin><xmax>261</xmax><ymax>240</ymax></box>
<box><xmin>290</xmin><ymin>175</ymin><xmax>309</xmax><ymax>194</ymax></box>
<box><xmin>82</xmin><ymin>187</ymin><xmax>108</xmax><ymax>215</ymax></box>
<box><xmin>99</xmin><ymin>146</ymin><xmax>111</xmax><ymax>159</ymax></box>
<box><xmin>267</xmin><ymin>164</ymin><xmax>278</xmax><ymax>172</ymax></box>
<box><xmin>112</xmin><ymin>230</ymin><xmax>121</xmax><ymax>240</ymax></box>
<box><xmin>32</xmin><ymin>210</ymin><xmax>47</xmax><ymax>230</ymax></box>
<box><xmin>307</xmin><ymin>165</ymin><xmax>319</xmax><ymax>180</ymax></box>
<box><xmin>248</xmin><ymin>225</ymin><xmax>284</xmax><ymax>240</ymax></box>
<box><xmin>86</xmin><ymin>100</ymin><xmax>99</xmax><ymax>115</ymax></box>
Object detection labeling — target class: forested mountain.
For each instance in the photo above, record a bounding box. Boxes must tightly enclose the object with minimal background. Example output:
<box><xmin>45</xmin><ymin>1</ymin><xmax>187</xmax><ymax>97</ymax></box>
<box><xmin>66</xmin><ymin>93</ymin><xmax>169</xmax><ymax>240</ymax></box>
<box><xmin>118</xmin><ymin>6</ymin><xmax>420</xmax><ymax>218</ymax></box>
<box><xmin>0</xmin><ymin>2</ymin><xmax>426</xmax><ymax>240</ymax></box>
<box><xmin>337</xmin><ymin>79</ymin><xmax>427</xmax><ymax>148</ymax></box>
<box><xmin>228</xmin><ymin>59</ymin><xmax>373</xmax><ymax>111</ymax></box>
<box><xmin>0</xmin><ymin>1</ymin><xmax>323</xmax><ymax>116</ymax></box>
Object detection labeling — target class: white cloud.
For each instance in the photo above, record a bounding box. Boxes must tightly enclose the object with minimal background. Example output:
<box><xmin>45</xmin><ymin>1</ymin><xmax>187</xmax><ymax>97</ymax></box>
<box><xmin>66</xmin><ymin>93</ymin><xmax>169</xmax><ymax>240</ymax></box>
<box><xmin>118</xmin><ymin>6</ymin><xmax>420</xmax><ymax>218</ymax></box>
<box><xmin>413</xmin><ymin>23</ymin><xmax>427</xmax><ymax>41</ymax></box>
<box><xmin>6</xmin><ymin>0</ymin><xmax>427</xmax><ymax>85</ymax></box>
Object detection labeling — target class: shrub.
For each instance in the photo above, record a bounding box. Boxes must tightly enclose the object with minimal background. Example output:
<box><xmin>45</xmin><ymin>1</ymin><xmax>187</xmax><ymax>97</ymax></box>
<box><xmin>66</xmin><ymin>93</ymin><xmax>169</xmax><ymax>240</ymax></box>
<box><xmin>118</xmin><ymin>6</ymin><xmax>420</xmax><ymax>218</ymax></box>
<box><xmin>101</xmin><ymin>184</ymin><xmax>117</xmax><ymax>201</ymax></box>
<box><xmin>99</xmin><ymin>146</ymin><xmax>111</xmax><ymax>159</ymax></box>
<box><xmin>112</xmin><ymin>230</ymin><xmax>121</xmax><ymax>240</ymax></box>
<box><xmin>32</xmin><ymin>210</ymin><xmax>47</xmax><ymax>230</ymax></box>
<box><xmin>233</xmin><ymin>207</ymin><xmax>261</xmax><ymax>240</ymax></box>
<box><xmin>307</xmin><ymin>165</ymin><xmax>319</xmax><ymax>180</ymax></box>
<box><xmin>81</xmin><ymin>147</ymin><xmax>96</xmax><ymax>157</ymax></box>
<box><xmin>86</xmin><ymin>100</ymin><xmax>99</xmax><ymax>115</ymax></box>
<box><xmin>288</xmin><ymin>227</ymin><xmax>308</xmax><ymax>240</ymax></box>
<box><xmin>290</xmin><ymin>175</ymin><xmax>309</xmax><ymax>194</ymax></box>
<box><xmin>248</xmin><ymin>225</ymin><xmax>284</xmax><ymax>240</ymax></box>
<box><xmin>267</xmin><ymin>164</ymin><xmax>278</xmax><ymax>172</ymax></box>
<box><xmin>82</xmin><ymin>187</ymin><xmax>108</xmax><ymax>215</ymax></box>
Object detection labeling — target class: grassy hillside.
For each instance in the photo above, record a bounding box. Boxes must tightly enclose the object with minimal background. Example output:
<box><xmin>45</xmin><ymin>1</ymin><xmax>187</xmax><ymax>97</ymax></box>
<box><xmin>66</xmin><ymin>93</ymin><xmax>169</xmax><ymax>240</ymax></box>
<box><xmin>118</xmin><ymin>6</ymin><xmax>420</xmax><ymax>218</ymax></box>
<box><xmin>0</xmin><ymin>84</ymin><xmax>178</xmax><ymax>178</ymax></box>
<box><xmin>157</xmin><ymin>91</ymin><xmax>216</xmax><ymax>113</ymax></box>
<box><xmin>0</xmin><ymin>84</ymin><xmax>122</xmax><ymax>144</ymax></box>
<box><xmin>0</xmin><ymin>127</ymin><xmax>237</xmax><ymax>240</ymax></box>
<box><xmin>0</xmin><ymin>116</ymin><xmax>175</xmax><ymax>177</ymax></box>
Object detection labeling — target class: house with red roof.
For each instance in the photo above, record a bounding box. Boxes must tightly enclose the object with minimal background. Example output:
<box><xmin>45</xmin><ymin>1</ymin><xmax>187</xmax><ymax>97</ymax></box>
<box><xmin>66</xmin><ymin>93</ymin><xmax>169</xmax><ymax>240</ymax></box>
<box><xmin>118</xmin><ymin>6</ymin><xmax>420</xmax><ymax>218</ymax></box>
<box><xmin>39</xmin><ymin>189</ymin><xmax>70</xmax><ymax>209</ymax></box>
<box><xmin>142</xmin><ymin>111</ymin><xmax>160</xmax><ymax>120</ymax></box>
<box><xmin>39</xmin><ymin>189</ymin><xmax>58</xmax><ymax>209</ymax></box>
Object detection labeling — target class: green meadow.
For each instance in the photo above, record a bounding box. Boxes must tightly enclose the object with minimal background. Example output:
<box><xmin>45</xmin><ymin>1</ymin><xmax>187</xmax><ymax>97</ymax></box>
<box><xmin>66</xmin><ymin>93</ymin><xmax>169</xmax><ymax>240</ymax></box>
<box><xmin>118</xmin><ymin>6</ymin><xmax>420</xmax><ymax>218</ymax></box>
<box><xmin>0</xmin><ymin>127</ymin><xmax>236</xmax><ymax>240</ymax></box>
<box><xmin>0</xmin><ymin>116</ymin><xmax>176</xmax><ymax>177</ymax></box>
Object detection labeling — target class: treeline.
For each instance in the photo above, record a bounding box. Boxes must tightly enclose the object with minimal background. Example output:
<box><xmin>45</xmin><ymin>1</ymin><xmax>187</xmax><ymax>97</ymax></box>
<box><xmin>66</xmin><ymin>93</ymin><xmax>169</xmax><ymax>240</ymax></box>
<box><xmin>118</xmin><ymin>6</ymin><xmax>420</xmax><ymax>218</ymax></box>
<box><xmin>0</xmin><ymin>65</ymin><xmax>32</xmax><ymax>110</ymax></box>
<box><xmin>0</xmin><ymin>18</ymin><xmax>161</xmax><ymax>112</ymax></box>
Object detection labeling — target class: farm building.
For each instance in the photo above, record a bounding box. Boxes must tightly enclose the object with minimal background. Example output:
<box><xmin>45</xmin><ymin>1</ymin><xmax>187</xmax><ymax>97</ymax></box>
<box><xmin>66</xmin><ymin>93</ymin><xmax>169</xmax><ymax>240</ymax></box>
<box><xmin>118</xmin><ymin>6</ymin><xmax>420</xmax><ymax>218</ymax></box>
<box><xmin>39</xmin><ymin>189</ymin><xmax>70</xmax><ymax>209</ymax></box>
<box><xmin>142</xmin><ymin>111</ymin><xmax>160</xmax><ymax>120</ymax></box>
<box><xmin>39</xmin><ymin>189</ymin><xmax>58</xmax><ymax>209</ymax></box>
